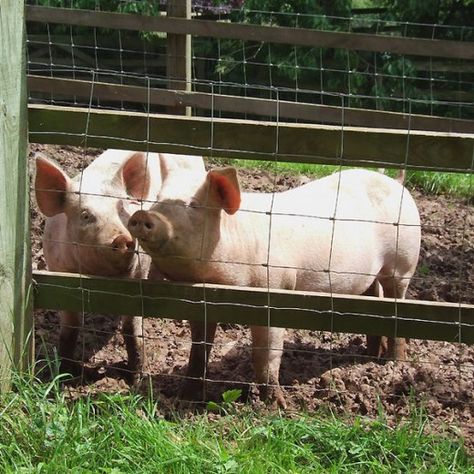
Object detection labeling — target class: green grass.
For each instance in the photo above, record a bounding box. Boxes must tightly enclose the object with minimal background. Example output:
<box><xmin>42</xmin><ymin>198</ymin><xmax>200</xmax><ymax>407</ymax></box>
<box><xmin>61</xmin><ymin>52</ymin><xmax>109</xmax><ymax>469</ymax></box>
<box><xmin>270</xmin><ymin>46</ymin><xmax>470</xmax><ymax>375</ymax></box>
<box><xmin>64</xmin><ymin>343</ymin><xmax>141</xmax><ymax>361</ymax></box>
<box><xmin>0</xmin><ymin>373</ymin><xmax>472</xmax><ymax>473</ymax></box>
<box><xmin>208</xmin><ymin>158</ymin><xmax>473</xmax><ymax>199</ymax></box>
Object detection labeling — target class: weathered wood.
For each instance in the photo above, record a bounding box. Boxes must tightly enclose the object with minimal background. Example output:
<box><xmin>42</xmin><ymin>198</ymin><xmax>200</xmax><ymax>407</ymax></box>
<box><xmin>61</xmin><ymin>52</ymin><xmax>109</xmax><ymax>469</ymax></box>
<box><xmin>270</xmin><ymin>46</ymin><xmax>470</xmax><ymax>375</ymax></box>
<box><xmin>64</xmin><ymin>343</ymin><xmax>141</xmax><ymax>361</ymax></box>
<box><xmin>166</xmin><ymin>0</ymin><xmax>191</xmax><ymax>116</ymax></box>
<box><xmin>0</xmin><ymin>1</ymin><xmax>33</xmax><ymax>391</ymax></box>
<box><xmin>28</xmin><ymin>76</ymin><xmax>474</xmax><ymax>134</ymax></box>
<box><xmin>28</xmin><ymin>104</ymin><xmax>474</xmax><ymax>172</ymax></box>
<box><xmin>25</xmin><ymin>6</ymin><xmax>474</xmax><ymax>60</ymax></box>
<box><xmin>33</xmin><ymin>271</ymin><xmax>474</xmax><ymax>344</ymax></box>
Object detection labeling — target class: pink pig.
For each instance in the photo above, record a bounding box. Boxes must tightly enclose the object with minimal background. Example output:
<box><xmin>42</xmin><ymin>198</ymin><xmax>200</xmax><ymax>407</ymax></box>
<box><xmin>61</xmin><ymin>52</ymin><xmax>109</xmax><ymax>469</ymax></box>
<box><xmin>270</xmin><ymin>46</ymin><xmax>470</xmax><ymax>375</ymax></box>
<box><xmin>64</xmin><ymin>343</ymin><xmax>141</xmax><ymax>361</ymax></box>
<box><xmin>128</xmin><ymin>167</ymin><xmax>421</xmax><ymax>406</ymax></box>
<box><xmin>35</xmin><ymin>149</ymin><xmax>205</xmax><ymax>381</ymax></box>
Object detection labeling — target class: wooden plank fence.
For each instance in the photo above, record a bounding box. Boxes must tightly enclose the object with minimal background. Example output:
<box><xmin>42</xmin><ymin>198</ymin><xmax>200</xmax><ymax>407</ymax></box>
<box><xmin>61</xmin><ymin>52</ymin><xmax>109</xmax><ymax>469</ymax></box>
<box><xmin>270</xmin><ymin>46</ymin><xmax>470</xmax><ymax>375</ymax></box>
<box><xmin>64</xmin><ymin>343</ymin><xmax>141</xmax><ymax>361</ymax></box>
<box><xmin>0</xmin><ymin>0</ymin><xmax>33</xmax><ymax>391</ymax></box>
<box><xmin>27</xmin><ymin>76</ymin><xmax>474</xmax><ymax>134</ymax></box>
<box><xmin>25</xmin><ymin>5</ymin><xmax>474</xmax><ymax>60</ymax></box>
<box><xmin>28</xmin><ymin>104</ymin><xmax>474</xmax><ymax>172</ymax></box>
<box><xmin>2</xmin><ymin>2</ymin><xmax>473</xmax><ymax>389</ymax></box>
<box><xmin>34</xmin><ymin>271</ymin><xmax>474</xmax><ymax>345</ymax></box>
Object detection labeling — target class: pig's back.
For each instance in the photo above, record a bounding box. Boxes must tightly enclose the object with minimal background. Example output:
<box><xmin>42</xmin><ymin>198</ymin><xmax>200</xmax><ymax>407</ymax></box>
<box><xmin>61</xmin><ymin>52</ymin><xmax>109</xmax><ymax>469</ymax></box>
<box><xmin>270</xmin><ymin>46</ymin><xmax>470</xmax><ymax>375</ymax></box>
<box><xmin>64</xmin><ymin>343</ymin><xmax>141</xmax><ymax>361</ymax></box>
<box><xmin>266</xmin><ymin>169</ymin><xmax>419</xmax><ymax>293</ymax></box>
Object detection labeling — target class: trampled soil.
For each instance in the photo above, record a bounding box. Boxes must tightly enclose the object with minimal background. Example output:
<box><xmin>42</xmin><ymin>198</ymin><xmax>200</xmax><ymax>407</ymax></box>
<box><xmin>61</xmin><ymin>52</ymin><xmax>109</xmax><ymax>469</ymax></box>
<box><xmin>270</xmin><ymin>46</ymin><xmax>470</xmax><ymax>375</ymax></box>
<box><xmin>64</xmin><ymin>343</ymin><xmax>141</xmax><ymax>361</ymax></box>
<box><xmin>30</xmin><ymin>145</ymin><xmax>474</xmax><ymax>450</ymax></box>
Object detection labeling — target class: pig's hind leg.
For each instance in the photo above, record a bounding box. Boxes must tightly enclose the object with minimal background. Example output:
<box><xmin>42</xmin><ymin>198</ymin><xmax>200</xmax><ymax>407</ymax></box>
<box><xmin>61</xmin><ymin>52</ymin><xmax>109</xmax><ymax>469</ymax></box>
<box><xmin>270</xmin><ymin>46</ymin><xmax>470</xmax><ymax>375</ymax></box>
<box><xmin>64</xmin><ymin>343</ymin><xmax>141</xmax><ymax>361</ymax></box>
<box><xmin>250</xmin><ymin>325</ymin><xmax>287</xmax><ymax>409</ymax></box>
<box><xmin>378</xmin><ymin>275</ymin><xmax>410</xmax><ymax>361</ymax></box>
<box><xmin>363</xmin><ymin>280</ymin><xmax>388</xmax><ymax>358</ymax></box>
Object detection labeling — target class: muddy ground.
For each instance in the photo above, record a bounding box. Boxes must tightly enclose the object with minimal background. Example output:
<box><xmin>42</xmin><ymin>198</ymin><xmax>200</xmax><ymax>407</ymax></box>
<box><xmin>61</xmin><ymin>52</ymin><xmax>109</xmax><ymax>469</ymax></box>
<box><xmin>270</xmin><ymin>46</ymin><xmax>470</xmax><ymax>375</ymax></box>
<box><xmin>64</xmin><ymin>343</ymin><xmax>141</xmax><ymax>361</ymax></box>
<box><xmin>30</xmin><ymin>144</ymin><xmax>474</xmax><ymax>449</ymax></box>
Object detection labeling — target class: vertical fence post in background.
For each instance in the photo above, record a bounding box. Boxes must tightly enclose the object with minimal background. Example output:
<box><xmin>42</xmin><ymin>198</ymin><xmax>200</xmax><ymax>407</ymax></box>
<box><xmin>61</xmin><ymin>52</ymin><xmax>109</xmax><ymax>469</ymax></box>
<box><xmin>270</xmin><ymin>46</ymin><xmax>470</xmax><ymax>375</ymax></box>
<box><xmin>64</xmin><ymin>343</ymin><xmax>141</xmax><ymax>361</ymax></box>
<box><xmin>167</xmin><ymin>0</ymin><xmax>192</xmax><ymax>116</ymax></box>
<box><xmin>0</xmin><ymin>1</ymin><xmax>33</xmax><ymax>391</ymax></box>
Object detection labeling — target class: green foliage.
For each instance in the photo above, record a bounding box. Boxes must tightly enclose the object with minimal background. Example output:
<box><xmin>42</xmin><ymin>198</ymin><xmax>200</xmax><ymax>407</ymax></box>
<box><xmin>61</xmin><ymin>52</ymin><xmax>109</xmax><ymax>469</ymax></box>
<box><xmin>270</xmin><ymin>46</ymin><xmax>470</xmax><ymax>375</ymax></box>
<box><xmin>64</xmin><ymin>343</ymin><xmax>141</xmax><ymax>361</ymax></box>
<box><xmin>380</xmin><ymin>0</ymin><xmax>474</xmax><ymax>40</ymax></box>
<box><xmin>0</xmin><ymin>373</ymin><xmax>472</xmax><ymax>472</ymax></box>
<box><xmin>34</xmin><ymin>0</ymin><xmax>161</xmax><ymax>15</ymax></box>
<box><xmin>197</xmin><ymin>0</ymin><xmax>473</xmax><ymax>117</ymax></box>
<box><xmin>31</xmin><ymin>0</ymin><xmax>473</xmax><ymax>118</ymax></box>
<box><xmin>209</xmin><ymin>157</ymin><xmax>473</xmax><ymax>198</ymax></box>
<box><xmin>207</xmin><ymin>389</ymin><xmax>242</xmax><ymax>413</ymax></box>
<box><xmin>240</xmin><ymin>0</ymin><xmax>352</xmax><ymax>28</ymax></box>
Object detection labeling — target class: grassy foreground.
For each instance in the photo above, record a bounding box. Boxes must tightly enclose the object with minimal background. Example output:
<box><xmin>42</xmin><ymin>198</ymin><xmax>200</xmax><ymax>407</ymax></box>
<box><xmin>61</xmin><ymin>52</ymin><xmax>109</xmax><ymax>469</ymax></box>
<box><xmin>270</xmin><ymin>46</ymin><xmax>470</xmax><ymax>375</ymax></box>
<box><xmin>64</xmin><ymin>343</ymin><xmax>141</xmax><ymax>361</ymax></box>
<box><xmin>0</xmin><ymin>374</ymin><xmax>472</xmax><ymax>473</ymax></box>
<box><xmin>209</xmin><ymin>158</ymin><xmax>473</xmax><ymax>199</ymax></box>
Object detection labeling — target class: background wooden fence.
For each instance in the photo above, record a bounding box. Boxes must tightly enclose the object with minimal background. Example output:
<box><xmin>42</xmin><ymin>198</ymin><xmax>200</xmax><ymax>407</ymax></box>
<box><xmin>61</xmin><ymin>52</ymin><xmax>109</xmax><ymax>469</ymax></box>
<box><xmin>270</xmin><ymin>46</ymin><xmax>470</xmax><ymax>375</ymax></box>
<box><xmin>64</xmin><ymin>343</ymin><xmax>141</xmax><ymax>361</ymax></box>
<box><xmin>1</xmin><ymin>1</ymin><xmax>473</xmax><ymax>390</ymax></box>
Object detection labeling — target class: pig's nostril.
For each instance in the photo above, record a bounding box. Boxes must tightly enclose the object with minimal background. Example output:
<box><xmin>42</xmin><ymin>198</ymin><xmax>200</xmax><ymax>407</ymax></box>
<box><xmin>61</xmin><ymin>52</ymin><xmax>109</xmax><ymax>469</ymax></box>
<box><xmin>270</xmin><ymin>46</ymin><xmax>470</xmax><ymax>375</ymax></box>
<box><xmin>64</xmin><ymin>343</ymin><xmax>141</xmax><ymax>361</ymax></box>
<box><xmin>112</xmin><ymin>235</ymin><xmax>134</xmax><ymax>253</ymax></box>
<box><xmin>144</xmin><ymin>222</ymin><xmax>152</xmax><ymax>230</ymax></box>
<box><xmin>129</xmin><ymin>219</ymin><xmax>137</xmax><ymax>227</ymax></box>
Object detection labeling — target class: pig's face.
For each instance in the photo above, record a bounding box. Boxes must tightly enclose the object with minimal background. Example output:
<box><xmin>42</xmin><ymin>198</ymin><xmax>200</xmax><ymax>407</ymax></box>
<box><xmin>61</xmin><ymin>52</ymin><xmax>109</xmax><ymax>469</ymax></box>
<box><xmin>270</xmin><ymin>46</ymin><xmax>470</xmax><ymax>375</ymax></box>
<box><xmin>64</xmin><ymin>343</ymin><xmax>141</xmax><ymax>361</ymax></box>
<box><xmin>129</xmin><ymin>167</ymin><xmax>241</xmax><ymax>272</ymax></box>
<box><xmin>36</xmin><ymin>152</ymin><xmax>151</xmax><ymax>275</ymax></box>
<box><xmin>64</xmin><ymin>190</ymin><xmax>140</xmax><ymax>271</ymax></box>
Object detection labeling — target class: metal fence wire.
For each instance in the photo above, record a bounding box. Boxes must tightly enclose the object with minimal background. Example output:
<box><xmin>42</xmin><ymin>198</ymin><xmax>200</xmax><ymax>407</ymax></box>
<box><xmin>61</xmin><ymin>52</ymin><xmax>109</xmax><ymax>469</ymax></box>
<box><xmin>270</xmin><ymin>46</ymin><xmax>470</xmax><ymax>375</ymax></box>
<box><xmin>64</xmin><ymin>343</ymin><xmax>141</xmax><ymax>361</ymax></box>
<box><xmin>26</xmin><ymin>0</ymin><xmax>473</xmax><ymax>442</ymax></box>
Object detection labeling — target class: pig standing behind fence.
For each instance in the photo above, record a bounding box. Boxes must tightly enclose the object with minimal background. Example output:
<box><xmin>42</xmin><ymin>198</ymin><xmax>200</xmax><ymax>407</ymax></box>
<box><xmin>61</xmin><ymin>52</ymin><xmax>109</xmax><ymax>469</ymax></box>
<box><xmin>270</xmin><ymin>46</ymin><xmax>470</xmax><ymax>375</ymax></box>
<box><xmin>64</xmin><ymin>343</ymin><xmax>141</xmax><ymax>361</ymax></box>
<box><xmin>35</xmin><ymin>149</ymin><xmax>205</xmax><ymax>382</ymax></box>
<box><xmin>129</xmin><ymin>166</ymin><xmax>421</xmax><ymax>408</ymax></box>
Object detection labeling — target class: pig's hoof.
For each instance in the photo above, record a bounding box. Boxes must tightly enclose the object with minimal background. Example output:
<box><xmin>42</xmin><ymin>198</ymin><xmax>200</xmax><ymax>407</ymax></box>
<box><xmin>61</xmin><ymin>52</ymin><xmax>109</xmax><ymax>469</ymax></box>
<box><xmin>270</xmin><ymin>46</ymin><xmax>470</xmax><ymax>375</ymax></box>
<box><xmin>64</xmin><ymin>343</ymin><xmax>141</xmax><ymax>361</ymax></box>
<box><xmin>59</xmin><ymin>360</ymin><xmax>82</xmax><ymax>379</ymax></box>
<box><xmin>126</xmin><ymin>370</ymin><xmax>142</xmax><ymax>388</ymax></box>
<box><xmin>259</xmin><ymin>384</ymin><xmax>287</xmax><ymax>410</ymax></box>
<box><xmin>178</xmin><ymin>379</ymin><xmax>206</xmax><ymax>403</ymax></box>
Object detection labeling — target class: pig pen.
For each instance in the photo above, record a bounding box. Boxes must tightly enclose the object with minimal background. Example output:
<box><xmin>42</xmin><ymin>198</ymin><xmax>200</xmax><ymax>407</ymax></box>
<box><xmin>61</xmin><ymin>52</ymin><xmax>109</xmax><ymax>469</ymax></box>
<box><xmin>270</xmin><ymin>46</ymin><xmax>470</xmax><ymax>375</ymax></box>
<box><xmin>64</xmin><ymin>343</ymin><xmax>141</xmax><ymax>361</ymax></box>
<box><xmin>30</xmin><ymin>144</ymin><xmax>474</xmax><ymax>450</ymax></box>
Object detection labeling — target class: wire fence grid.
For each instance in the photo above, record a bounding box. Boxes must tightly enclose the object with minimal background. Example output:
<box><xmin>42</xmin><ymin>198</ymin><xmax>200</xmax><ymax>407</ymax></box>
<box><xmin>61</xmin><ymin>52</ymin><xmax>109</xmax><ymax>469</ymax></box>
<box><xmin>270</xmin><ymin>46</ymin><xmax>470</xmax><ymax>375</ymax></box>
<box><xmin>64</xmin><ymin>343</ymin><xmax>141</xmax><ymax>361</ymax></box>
<box><xmin>25</xmin><ymin>0</ymin><xmax>474</xmax><ymax>437</ymax></box>
<box><xmin>25</xmin><ymin>1</ymin><xmax>474</xmax><ymax>119</ymax></box>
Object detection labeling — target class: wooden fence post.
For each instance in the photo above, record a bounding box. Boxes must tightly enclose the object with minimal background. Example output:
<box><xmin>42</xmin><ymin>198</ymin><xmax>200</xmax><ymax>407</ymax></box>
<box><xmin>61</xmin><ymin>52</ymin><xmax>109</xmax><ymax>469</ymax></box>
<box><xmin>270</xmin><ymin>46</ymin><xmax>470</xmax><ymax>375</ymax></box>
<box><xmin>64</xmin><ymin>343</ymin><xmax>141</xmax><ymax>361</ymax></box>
<box><xmin>167</xmin><ymin>0</ymin><xmax>191</xmax><ymax>116</ymax></box>
<box><xmin>0</xmin><ymin>1</ymin><xmax>33</xmax><ymax>391</ymax></box>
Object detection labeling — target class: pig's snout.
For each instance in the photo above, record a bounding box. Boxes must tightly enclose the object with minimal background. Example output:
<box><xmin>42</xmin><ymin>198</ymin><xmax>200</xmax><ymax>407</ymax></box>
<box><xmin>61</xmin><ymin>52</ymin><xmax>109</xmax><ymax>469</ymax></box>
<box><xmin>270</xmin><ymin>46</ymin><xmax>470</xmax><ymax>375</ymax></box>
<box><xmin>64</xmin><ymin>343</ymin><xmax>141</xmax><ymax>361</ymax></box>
<box><xmin>112</xmin><ymin>234</ymin><xmax>135</xmax><ymax>254</ymax></box>
<box><xmin>128</xmin><ymin>210</ymin><xmax>155</xmax><ymax>238</ymax></box>
<box><xmin>128</xmin><ymin>211</ymin><xmax>155</xmax><ymax>239</ymax></box>
<box><xmin>128</xmin><ymin>210</ymin><xmax>171</xmax><ymax>248</ymax></box>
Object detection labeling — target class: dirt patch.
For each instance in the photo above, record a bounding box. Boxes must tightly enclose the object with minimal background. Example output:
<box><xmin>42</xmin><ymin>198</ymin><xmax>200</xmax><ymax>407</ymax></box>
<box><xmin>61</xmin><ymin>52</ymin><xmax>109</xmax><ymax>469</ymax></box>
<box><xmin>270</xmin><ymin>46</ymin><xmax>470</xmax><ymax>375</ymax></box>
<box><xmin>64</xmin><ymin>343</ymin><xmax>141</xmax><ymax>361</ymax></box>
<box><xmin>30</xmin><ymin>145</ymin><xmax>474</xmax><ymax>451</ymax></box>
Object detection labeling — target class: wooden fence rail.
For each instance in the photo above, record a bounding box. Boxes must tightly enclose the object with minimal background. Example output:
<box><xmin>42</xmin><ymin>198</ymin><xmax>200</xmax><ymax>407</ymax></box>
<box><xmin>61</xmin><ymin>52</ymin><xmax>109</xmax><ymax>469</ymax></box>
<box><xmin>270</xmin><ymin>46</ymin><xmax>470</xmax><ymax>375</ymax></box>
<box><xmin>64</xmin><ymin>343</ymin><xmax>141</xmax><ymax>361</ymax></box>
<box><xmin>16</xmin><ymin>3</ymin><xmax>474</xmax><ymax>392</ymax></box>
<box><xmin>27</xmin><ymin>76</ymin><xmax>474</xmax><ymax>134</ymax></box>
<box><xmin>0</xmin><ymin>0</ymin><xmax>33</xmax><ymax>392</ymax></box>
<box><xmin>28</xmin><ymin>104</ymin><xmax>474</xmax><ymax>172</ymax></box>
<box><xmin>33</xmin><ymin>271</ymin><xmax>474</xmax><ymax>345</ymax></box>
<box><xmin>26</xmin><ymin>6</ymin><xmax>474</xmax><ymax>60</ymax></box>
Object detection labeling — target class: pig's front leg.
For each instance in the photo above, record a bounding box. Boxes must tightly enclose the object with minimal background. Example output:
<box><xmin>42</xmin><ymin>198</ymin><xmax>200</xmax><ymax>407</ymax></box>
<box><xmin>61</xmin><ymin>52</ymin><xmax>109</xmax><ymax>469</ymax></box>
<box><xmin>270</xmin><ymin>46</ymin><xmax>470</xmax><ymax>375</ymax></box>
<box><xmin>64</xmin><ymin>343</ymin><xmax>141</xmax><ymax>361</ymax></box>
<box><xmin>250</xmin><ymin>325</ymin><xmax>286</xmax><ymax>409</ymax></box>
<box><xmin>121</xmin><ymin>315</ymin><xmax>144</xmax><ymax>385</ymax></box>
<box><xmin>179</xmin><ymin>320</ymin><xmax>218</xmax><ymax>403</ymax></box>
<box><xmin>386</xmin><ymin>336</ymin><xmax>407</xmax><ymax>361</ymax></box>
<box><xmin>58</xmin><ymin>310</ymin><xmax>82</xmax><ymax>376</ymax></box>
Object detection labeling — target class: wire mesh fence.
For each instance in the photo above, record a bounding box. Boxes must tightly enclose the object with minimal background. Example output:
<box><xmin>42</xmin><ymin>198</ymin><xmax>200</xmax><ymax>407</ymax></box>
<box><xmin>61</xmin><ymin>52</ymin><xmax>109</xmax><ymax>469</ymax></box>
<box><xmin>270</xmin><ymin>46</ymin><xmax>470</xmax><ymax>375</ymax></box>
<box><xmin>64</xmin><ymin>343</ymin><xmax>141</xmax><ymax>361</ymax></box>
<box><xmin>26</xmin><ymin>1</ymin><xmax>474</xmax><ymax>119</ymax></box>
<box><xmin>25</xmin><ymin>0</ymin><xmax>473</xmax><ymax>441</ymax></box>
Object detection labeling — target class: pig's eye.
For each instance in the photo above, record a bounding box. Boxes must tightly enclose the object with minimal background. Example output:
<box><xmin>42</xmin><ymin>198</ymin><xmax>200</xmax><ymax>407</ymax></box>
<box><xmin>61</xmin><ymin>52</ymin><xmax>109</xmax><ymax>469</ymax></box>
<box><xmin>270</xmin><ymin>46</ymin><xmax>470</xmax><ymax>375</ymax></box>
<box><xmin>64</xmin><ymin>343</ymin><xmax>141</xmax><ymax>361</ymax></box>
<box><xmin>80</xmin><ymin>210</ymin><xmax>94</xmax><ymax>223</ymax></box>
<box><xmin>189</xmin><ymin>200</ymin><xmax>200</xmax><ymax>209</ymax></box>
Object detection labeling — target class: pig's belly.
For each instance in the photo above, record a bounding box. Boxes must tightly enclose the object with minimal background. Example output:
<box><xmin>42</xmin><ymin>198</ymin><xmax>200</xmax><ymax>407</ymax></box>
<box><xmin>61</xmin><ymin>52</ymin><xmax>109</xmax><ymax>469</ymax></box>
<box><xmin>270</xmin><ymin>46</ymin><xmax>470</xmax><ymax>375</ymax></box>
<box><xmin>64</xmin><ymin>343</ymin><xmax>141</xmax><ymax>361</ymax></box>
<box><xmin>294</xmin><ymin>269</ymin><xmax>376</xmax><ymax>295</ymax></box>
<box><xmin>269</xmin><ymin>216</ymin><xmax>381</xmax><ymax>294</ymax></box>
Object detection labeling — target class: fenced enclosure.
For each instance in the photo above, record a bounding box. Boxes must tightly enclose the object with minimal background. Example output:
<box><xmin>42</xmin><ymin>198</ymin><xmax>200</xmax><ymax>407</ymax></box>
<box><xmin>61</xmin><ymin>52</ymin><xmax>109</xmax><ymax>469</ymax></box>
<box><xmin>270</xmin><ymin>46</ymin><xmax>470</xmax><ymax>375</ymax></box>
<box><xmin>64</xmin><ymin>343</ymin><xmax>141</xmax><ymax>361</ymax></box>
<box><xmin>1</xmin><ymin>0</ymin><xmax>473</xmax><ymax>442</ymax></box>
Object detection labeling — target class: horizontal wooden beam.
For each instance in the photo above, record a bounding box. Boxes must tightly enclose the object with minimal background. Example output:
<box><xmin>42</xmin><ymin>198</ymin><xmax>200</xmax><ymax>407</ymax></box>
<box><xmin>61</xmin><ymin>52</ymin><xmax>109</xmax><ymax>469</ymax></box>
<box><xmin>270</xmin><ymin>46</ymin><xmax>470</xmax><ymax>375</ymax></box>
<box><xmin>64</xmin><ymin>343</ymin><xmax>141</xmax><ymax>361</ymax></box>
<box><xmin>28</xmin><ymin>104</ymin><xmax>474</xmax><ymax>172</ymax></box>
<box><xmin>25</xmin><ymin>6</ymin><xmax>474</xmax><ymax>60</ymax></box>
<box><xmin>33</xmin><ymin>271</ymin><xmax>474</xmax><ymax>344</ymax></box>
<box><xmin>28</xmin><ymin>76</ymin><xmax>474</xmax><ymax>134</ymax></box>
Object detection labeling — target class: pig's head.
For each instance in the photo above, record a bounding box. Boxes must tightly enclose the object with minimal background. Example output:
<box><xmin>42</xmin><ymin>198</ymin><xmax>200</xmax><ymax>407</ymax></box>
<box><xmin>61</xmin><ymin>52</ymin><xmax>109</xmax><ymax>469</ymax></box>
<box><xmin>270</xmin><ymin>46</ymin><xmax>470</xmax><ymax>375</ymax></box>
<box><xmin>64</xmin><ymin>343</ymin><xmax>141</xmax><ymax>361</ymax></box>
<box><xmin>128</xmin><ymin>167</ymin><xmax>240</xmax><ymax>275</ymax></box>
<box><xmin>35</xmin><ymin>151</ymin><xmax>152</xmax><ymax>275</ymax></box>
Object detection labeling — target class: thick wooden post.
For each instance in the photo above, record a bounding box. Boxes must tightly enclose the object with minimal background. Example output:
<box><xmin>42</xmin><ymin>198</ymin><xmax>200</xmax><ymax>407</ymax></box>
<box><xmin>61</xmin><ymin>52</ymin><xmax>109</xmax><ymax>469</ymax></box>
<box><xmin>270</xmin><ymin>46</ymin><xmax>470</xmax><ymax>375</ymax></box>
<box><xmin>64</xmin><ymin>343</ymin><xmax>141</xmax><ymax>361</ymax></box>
<box><xmin>0</xmin><ymin>1</ymin><xmax>33</xmax><ymax>391</ymax></box>
<box><xmin>166</xmin><ymin>0</ymin><xmax>191</xmax><ymax>116</ymax></box>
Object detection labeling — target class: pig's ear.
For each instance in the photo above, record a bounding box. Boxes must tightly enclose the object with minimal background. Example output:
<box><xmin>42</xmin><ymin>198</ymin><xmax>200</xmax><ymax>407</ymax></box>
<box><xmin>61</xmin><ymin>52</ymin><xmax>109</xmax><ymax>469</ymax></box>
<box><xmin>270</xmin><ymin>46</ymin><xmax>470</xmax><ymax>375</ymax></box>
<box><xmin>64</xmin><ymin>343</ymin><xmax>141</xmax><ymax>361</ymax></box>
<box><xmin>35</xmin><ymin>154</ymin><xmax>70</xmax><ymax>217</ymax></box>
<box><xmin>121</xmin><ymin>152</ymin><xmax>151</xmax><ymax>200</ymax></box>
<box><xmin>159</xmin><ymin>153</ymin><xmax>178</xmax><ymax>182</ymax></box>
<box><xmin>208</xmin><ymin>167</ymin><xmax>241</xmax><ymax>215</ymax></box>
